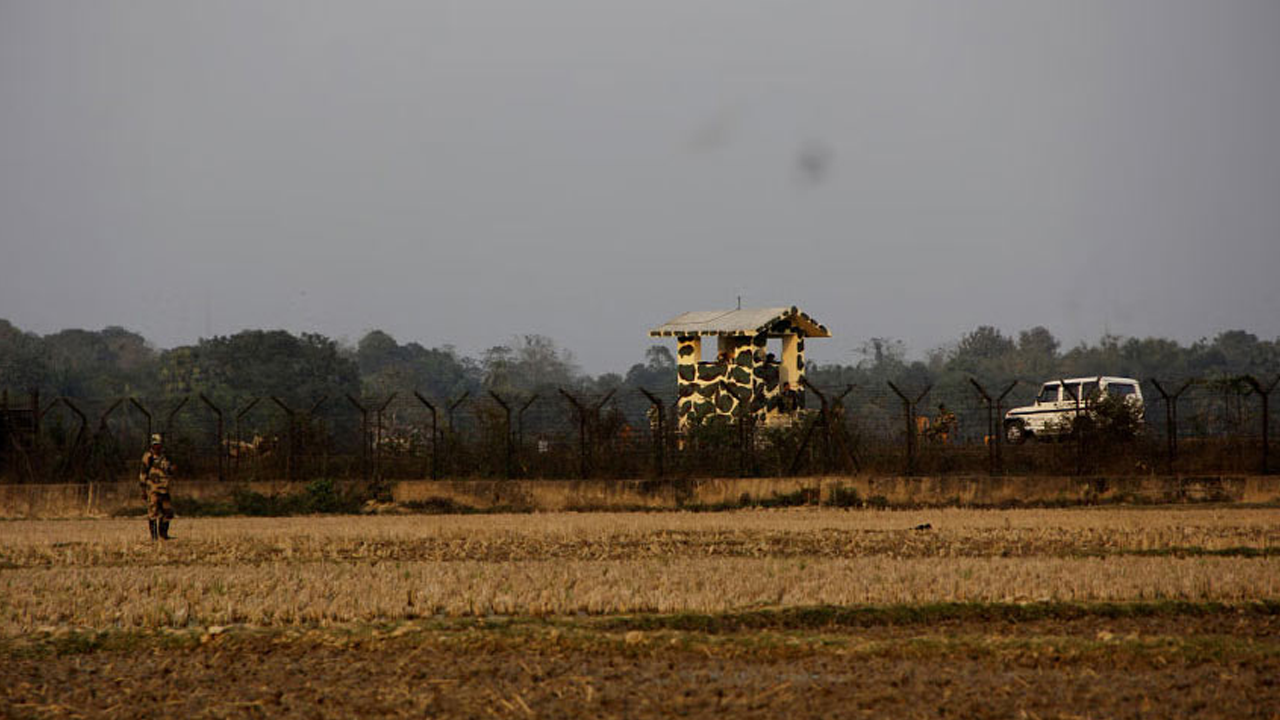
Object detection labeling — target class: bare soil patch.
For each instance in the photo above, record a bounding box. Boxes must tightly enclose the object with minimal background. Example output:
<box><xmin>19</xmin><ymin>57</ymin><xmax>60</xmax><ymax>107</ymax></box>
<box><xmin>5</xmin><ymin>615</ymin><xmax>1278</xmax><ymax>719</ymax></box>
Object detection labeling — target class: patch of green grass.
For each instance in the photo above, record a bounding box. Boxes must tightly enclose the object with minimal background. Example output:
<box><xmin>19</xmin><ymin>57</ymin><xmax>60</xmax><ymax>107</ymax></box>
<box><xmin>134</xmin><ymin>480</ymin><xmax>380</xmax><ymax>517</ymax></box>
<box><xmin>1124</xmin><ymin>546</ymin><xmax>1280</xmax><ymax>558</ymax></box>
<box><xmin>11</xmin><ymin>617</ymin><xmax>1278</xmax><ymax>668</ymax></box>
<box><xmin>401</xmin><ymin>498</ymin><xmax>535</xmax><ymax>514</ymax></box>
<box><xmin>677</xmin><ymin>488</ymin><xmax>821</xmax><ymax>512</ymax></box>
<box><xmin>595</xmin><ymin>601</ymin><xmax>1280</xmax><ymax>633</ymax></box>
<box><xmin>3</xmin><ymin>628</ymin><xmax>200</xmax><ymax>659</ymax></box>
<box><xmin>826</xmin><ymin>484</ymin><xmax>862</xmax><ymax>508</ymax></box>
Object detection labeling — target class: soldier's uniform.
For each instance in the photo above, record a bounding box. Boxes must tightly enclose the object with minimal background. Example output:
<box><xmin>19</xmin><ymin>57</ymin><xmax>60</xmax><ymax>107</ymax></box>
<box><xmin>139</xmin><ymin>435</ymin><xmax>175</xmax><ymax>540</ymax></box>
<box><xmin>780</xmin><ymin>384</ymin><xmax>801</xmax><ymax>414</ymax></box>
<box><xmin>646</xmin><ymin>405</ymin><xmax>662</xmax><ymax>434</ymax></box>
<box><xmin>933</xmin><ymin>405</ymin><xmax>958</xmax><ymax>444</ymax></box>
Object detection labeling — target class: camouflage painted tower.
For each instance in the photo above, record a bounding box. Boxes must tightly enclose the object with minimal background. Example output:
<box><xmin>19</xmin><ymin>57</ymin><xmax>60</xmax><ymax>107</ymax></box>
<box><xmin>649</xmin><ymin>306</ymin><xmax>831</xmax><ymax>429</ymax></box>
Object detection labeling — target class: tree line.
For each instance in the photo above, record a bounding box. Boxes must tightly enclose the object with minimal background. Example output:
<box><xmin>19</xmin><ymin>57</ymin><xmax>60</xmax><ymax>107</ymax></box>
<box><xmin>1</xmin><ymin>318</ymin><xmax>1277</xmax><ymax>429</ymax></box>
<box><xmin>0</xmin><ymin>320</ymin><xmax>676</xmax><ymax>412</ymax></box>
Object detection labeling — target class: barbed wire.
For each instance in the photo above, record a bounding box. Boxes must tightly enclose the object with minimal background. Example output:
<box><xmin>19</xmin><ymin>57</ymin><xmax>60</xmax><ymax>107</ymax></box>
<box><xmin>1</xmin><ymin>373</ymin><xmax>1275</xmax><ymax>483</ymax></box>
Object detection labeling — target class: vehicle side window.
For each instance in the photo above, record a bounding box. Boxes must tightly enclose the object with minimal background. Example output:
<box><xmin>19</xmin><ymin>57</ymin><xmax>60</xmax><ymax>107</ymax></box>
<box><xmin>1037</xmin><ymin>384</ymin><xmax>1059</xmax><ymax>403</ymax></box>
<box><xmin>1082</xmin><ymin>381</ymin><xmax>1100</xmax><ymax>401</ymax></box>
<box><xmin>1107</xmin><ymin>383</ymin><xmax>1137</xmax><ymax>397</ymax></box>
<box><xmin>1061</xmin><ymin>383</ymin><xmax>1083</xmax><ymax>402</ymax></box>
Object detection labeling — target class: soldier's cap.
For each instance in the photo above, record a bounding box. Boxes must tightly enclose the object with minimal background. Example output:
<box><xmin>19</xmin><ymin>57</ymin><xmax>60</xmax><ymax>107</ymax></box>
<box><xmin>150</xmin><ymin>434</ymin><xmax>163</xmax><ymax>446</ymax></box>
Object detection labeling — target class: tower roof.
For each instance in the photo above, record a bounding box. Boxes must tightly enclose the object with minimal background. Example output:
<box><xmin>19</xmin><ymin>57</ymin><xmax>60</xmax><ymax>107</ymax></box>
<box><xmin>649</xmin><ymin>306</ymin><xmax>830</xmax><ymax>338</ymax></box>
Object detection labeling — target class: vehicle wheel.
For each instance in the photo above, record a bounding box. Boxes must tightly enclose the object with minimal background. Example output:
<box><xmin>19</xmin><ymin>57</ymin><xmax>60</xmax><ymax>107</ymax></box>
<box><xmin>1005</xmin><ymin>421</ymin><xmax>1028</xmax><ymax>445</ymax></box>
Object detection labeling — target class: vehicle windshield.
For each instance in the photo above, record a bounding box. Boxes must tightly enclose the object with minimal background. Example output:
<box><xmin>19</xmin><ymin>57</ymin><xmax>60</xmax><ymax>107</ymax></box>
<box><xmin>1037</xmin><ymin>384</ymin><xmax>1059</xmax><ymax>403</ymax></box>
<box><xmin>1107</xmin><ymin>382</ymin><xmax>1138</xmax><ymax>397</ymax></box>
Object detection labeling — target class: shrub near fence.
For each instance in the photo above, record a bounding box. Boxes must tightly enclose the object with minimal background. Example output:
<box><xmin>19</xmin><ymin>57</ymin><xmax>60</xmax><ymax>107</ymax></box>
<box><xmin>0</xmin><ymin>374</ymin><xmax>1275</xmax><ymax>483</ymax></box>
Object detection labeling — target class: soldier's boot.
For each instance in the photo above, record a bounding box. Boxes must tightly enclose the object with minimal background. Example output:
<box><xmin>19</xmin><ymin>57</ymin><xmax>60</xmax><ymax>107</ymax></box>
<box><xmin>159</xmin><ymin>520</ymin><xmax>171</xmax><ymax>540</ymax></box>
<box><xmin>148</xmin><ymin>519</ymin><xmax>158</xmax><ymax>540</ymax></box>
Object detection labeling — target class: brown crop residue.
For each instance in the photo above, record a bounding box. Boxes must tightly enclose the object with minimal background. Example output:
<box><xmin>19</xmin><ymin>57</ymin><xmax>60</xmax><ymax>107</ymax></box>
<box><xmin>2</xmin><ymin>507</ymin><xmax>1278</xmax><ymax>718</ymax></box>
<box><xmin>4</xmin><ymin>616</ymin><xmax>1278</xmax><ymax>720</ymax></box>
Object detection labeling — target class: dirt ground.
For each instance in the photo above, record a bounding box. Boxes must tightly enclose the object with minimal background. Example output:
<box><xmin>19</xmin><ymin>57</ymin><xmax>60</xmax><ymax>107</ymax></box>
<box><xmin>5</xmin><ymin>614</ymin><xmax>1278</xmax><ymax>720</ymax></box>
<box><xmin>4</xmin><ymin>511</ymin><xmax>1278</xmax><ymax>718</ymax></box>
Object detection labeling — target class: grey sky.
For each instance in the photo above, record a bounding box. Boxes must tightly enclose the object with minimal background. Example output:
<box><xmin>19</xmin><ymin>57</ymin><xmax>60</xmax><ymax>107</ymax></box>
<box><xmin>2</xmin><ymin>1</ymin><xmax>1278</xmax><ymax>373</ymax></box>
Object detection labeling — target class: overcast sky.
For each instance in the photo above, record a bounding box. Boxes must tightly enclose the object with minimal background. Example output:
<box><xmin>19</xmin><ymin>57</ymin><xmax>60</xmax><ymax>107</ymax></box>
<box><xmin>2</xmin><ymin>1</ymin><xmax>1278</xmax><ymax>373</ymax></box>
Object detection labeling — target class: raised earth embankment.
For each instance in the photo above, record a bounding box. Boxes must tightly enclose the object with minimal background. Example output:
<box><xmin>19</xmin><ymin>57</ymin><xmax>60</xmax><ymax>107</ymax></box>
<box><xmin>1</xmin><ymin>474</ymin><xmax>1277</xmax><ymax>518</ymax></box>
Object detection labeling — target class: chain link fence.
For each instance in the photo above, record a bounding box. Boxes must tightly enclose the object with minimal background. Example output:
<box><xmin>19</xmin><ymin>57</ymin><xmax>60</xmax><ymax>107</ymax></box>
<box><xmin>1</xmin><ymin>373</ymin><xmax>1276</xmax><ymax>483</ymax></box>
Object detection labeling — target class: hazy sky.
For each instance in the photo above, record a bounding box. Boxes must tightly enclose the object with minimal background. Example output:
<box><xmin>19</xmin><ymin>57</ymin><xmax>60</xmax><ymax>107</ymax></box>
<box><xmin>2</xmin><ymin>1</ymin><xmax>1278</xmax><ymax>372</ymax></box>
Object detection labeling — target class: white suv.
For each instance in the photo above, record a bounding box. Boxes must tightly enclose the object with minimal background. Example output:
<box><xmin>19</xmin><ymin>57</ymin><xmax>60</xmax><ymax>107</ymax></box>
<box><xmin>1003</xmin><ymin>376</ymin><xmax>1143</xmax><ymax>443</ymax></box>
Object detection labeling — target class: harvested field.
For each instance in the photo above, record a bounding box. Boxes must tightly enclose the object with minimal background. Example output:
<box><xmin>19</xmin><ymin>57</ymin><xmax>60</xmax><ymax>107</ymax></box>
<box><xmin>5</xmin><ymin>556</ymin><xmax>1278</xmax><ymax>628</ymax></box>
<box><xmin>2</xmin><ymin>507</ymin><xmax>1278</xmax><ymax>718</ymax></box>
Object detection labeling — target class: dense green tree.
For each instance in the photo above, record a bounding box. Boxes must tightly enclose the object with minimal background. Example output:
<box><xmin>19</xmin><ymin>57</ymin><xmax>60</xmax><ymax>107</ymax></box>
<box><xmin>158</xmin><ymin>330</ymin><xmax>359</xmax><ymax>408</ymax></box>
<box><xmin>622</xmin><ymin>345</ymin><xmax>676</xmax><ymax>394</ymax></box>
<box><xmin>947</xmin><ymin>326</ymin><xmax>1016</xmax><ymax>375</ymax></box>
<box><xmin>0</xmin><ymin>322</ymin><xmax>157</xmax><ymax>399</ymax></box>
<box><xmin>1014</xmin><ymin>326</ymin><xmax>1060</xmax><ymax>379</ymax></box>
<box><xmin>42</xmin><ymin>327</ymin><xmax>158</xmax><ymax>398</ymax></box>
<box><xmin>0</xmin><ymin>320</ymin><xmax>50</xmax><ymax>393</ymax></box>
<box><xmin>356</xmin><ymin>330</ymin><xmax>479</xmax><ymax>401</ymax></box>
<box><xmin>481</xmin><ymin>335</ymin><xmax>580</xmax><ymax>395</ymax></box>
<box><xmin>355</xmin><ymin>330</ymin><xmax>402</xmax><ymax>377</ymax></box>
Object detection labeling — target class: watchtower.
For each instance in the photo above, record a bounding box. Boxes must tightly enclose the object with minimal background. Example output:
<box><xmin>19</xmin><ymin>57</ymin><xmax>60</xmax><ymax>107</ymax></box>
<box><xmin>649</xmin><ymin>306</ymin><xmax>830</xmax><ymax>429</ymax></box>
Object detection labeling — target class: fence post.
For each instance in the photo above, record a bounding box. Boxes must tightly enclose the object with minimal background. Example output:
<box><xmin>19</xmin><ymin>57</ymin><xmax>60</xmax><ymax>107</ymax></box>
<box><xmin>1150</xmin><ymin>379</ymin><xmax>1194</xmax><ymax>474</ymax></box>
<box><xmin>345</xmin><ymin>395</ymin><xmax>369</xmax><ymax>482</ymax></box>
<box><xmin>445</xmin><ymin>392</ymin><xmax>469</xmax><ymax>478</ymax></box>
<box><xmin>1243</xmin><ymin>375</ymin><xmax>1279</xmax><ymax>474</ymax></box>
<box><xmin>232</xmin><ymin>398</ymin><xmax>261</xmax><ymax>480</ymax></box>
<box><xmin>165</xmin><ymin>396</ymin><xmax>189</xmax><ymax>434</ymax></box>
<box><xmin>446</xmin><ymin>392</ymin><xmax>469</xmax><ymax>434</ymax></box>
<box><xmin>827</xmin><ymin>384</ymin><xmax>859</xmax><ymax>474</ymax></box>
<box><xmin>559</xmin><ymin>389</ymin><xmax>591</xmax><ymax>479</ymax></box>
<box><xmin>308</xmin><ymin>396</ymin><xmax>329</xmax><ymax>481</ymax></box>
<box><xmin>269</xmin><ymin>397</ymin><xmax>296</xmax><ymax>482</ymax></box>
<box><xmin>994</xmin><ymin>381</ymin><xmax>1017</xmax><ymax>474</ymax></box>
<box><xmin>638</xmin><ymin>388</ymin><xmax>665</xmax><ymax>479</ymax></box>
<box><xmin>489</xmin><ymin>391</ymin><xmax>514</xmax><ymax>479</ymax></box>
<box><xmin>887</xmin><ymin>381</ymin><xmax>931</xmax><ymax>477</ymax></box>
<box><xmin>805</xmin><ymin>382</ymin><xmax>834</xmax><ymax>474</ymax></box>
<box><xmin>198</xmin><ymin>394</ymin><xmax>225</xmax><ymax>481</ymax></box>
<box><xmin>97</xmin><ymin>399</ymin><xmax>123</xmax><ymax>433</ymax></box>
<box><xmin>593</xmin><ymin>389</ymin><xmax>616</xmax><ymax>476</ymax></box>
<box><xmin>52</xmin><ymin>397</ymin><xmax>89</xmax><ymax>481</ymax></box>
<box><xmin>969</xmin><ymin>379</ymin><xmax>996</xmax><ymax>476</ymax></box>
<box><xmin>374</xmin><ymin>394</ymin><xmax>396</xmax><ymax>482</ymax></box>
<box><xmin>517</xmin><ymin>395</ymin><xmax>538</xmax><ymax>477</ymax></box>
<box><xmin>412</xmin><ymin>392</ymin><xmax>439</xmax><ymax>480</ymax></box>
<box><xmin>128</xmin><ymin>398</ymin><xmax>153</xmax><ymax>442</ymax></box>
<box><xmin>790</xmin><ymin>381</ymin><xmax>858</xmax><ymax>476</ymax></box>
<box><xmin>969</xmin><ymin>379</ymin><xmax>1018</xmax><ymax>476</ymax></box>
<box><xmin>86</xmin><ymin>398</ymin><xmax>121</xmax><ymax>484</ymax></box>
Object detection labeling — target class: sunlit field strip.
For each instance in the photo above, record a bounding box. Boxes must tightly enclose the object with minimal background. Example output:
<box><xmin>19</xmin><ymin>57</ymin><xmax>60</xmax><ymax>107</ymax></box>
<box><xmin>1</xmin><ymin>513</ymin><xmax>1276</xmax><ymax>570</ymax></box>
<box><xmin>3</xmin><ymin>508</ymin><xmax>1277</xmax><ymax>546</ymax></box>
<box><xmin>4</xmin><ymin>556</ymin><xmax>1276</xmax><ymax>632</ymax></box>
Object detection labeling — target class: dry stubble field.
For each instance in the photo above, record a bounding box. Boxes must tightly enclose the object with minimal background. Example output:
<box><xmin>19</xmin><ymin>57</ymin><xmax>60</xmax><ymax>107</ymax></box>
<box><xmin>2</xmin><ymin>507</ymin><xmax>1279</xmax><ymax>718</ymax></box>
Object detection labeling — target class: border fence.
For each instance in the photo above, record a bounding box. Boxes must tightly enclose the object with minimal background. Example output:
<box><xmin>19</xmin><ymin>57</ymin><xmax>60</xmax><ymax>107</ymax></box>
<box><xmin>1</xmin><ymin>374</ymin><xmax>1275</xmax><ymax>484</ymax></box>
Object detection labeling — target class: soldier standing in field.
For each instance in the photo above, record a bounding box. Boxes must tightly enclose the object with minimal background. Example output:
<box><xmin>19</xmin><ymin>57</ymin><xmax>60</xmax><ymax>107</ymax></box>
<box><xmin>139</xmin><ymin>433</ymin><xmax>175</xmax><ymax>540</ymax></box>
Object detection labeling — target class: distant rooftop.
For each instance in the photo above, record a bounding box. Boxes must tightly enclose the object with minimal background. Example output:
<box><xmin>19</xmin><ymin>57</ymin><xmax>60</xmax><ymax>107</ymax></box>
<box><xmin>649</xmin><ymin>306</ymin><xmax>830</xmax><ymax>338</ymax></box>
